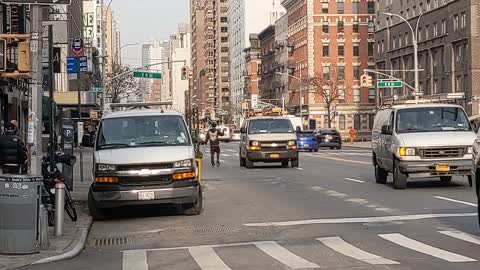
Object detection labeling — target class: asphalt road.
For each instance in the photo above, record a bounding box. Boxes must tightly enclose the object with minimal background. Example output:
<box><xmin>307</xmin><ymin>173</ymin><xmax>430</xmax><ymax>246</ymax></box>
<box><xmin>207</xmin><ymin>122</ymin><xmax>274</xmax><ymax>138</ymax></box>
<box><xmin>21</xmin><ymin>142</ymin><xmax>480</xmax><ymax>270</ymax></box>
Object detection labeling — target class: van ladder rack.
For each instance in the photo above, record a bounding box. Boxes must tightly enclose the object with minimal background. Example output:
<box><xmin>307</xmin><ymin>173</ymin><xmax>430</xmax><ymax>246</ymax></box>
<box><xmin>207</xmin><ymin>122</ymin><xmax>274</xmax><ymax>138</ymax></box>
<box><xmin>108</xmin><ymin>101</ymin><xmax>174</xmax><ymax>112</ymax></box>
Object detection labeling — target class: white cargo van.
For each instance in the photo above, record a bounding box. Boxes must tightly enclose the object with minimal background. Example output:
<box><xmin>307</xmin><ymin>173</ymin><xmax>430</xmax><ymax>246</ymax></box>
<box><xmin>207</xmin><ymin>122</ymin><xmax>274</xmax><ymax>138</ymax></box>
<box><xmin>372</xmin><ymin>104</ymin><xmax>475</xmax><ymax>189</ymax></box>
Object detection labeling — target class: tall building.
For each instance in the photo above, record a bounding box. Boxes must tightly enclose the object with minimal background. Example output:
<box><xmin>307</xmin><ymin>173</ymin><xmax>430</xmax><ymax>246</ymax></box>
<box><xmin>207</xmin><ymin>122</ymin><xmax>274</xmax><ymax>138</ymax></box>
<box><xmin>282</xmin><ymin>0</ymin><xmax>376</xmax><ymax>135</ymax></box>
<box><xmin>228</xmin><ymin>0</ymin><xmax>285</xmax><ymax>123</ymax></box>
<box><xmin>375</xmin><ymin>0</ymin><xmax>480</xmax><ymax>116</ymax></box>
<box><xmin>140</xmin><ymin>41</ymin><xmax>169</xmax><ymax>102</ymax></box>
<box><xmin>243</xmin><ymin>34</ymin><xmax>262</xmax><ymax>111</ymax></box>
<box><xmin>274</xmin><ymin>14</ymin><xmax>289</xmax><ymax>107</ymax></box>
<box><xmin>190</xmin><ymin>0</ymin><xmax>207</xmax><ymax>114</ymax></box>
<box><xmin>258</xmin><ymin>26</ymin><xmax>276</xmax><ymax>103</ymax></box>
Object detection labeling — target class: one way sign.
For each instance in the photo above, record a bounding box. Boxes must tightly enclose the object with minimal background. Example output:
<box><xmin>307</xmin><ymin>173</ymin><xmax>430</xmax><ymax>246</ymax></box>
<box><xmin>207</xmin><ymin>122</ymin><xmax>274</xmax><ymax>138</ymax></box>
<box><xmin>0</xmin><ymin>0</ymin><xmax>72</xmax><ymax>5</ymax></box>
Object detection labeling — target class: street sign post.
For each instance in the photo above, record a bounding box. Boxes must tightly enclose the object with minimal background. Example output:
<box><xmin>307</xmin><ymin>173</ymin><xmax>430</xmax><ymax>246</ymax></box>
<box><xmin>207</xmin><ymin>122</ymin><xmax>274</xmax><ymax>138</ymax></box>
<box><xmin>79</xmin><ymin>56</ymin><xmax>87</xmax><ymax>73</ymax></box>
<box><xmin>377</xmin><ymin>81</ymin><xmax>403</xmax><ymax>88</ymax></box>
<box><xmin>133</xmin><ymin>71</ymin><xmax>161</xmax><ymax>79</ymax></box>
<box><xmin>66</xmin><ymin>57</ymin><xmax>78</xmax><ymax>74</ymax></box>
<box><xmin>0</xmin><ymin>0</ymin><xmax>71</xmax><ymax>5</ymax></box>
<box><xmin>90</xmin><ymin>87</ymin><xmax>103</xmax><ymax>93</ymax></box>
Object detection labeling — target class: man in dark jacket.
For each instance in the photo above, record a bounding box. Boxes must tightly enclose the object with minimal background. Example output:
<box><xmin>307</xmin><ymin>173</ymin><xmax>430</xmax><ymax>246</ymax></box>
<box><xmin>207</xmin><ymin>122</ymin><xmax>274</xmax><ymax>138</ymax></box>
<box><xmin>206</xmin><ymin>123</ymin><xmax>224</xmax><ymax>167</ymax></box>
<box><xmin>0</xmin><ymin>122</ymin><xmax>27</xmax><ymax>174</ymax></box>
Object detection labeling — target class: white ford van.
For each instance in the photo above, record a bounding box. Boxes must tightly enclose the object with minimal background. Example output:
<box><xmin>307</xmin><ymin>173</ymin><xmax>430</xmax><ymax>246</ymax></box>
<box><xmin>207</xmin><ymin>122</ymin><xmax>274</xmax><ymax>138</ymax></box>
<box><xmin>88</xmin><ymin>104</ymin><xmax>202</xmax><ymax>220</ymax></box>
<box><xmin>372</xmin><ymin>104</ymin><xmax>475</xmax><ymax>189</ymax></box>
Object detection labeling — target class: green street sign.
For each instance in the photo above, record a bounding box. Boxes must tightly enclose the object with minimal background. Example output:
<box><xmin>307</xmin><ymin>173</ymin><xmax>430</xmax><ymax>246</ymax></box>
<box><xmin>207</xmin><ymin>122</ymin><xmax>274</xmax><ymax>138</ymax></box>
<box><xmin>133</xmin><ymin>71</ymin><xmax>162</xmax><ymax>79</ymax></box>
<box><xmin>91</xmin><ymin>87</ymin><xmax>103</xmax><ymax>93</ymax></box>
<box><xmin>377</xmin><ymin>81</ymin><xmax>403</xmax><ymax>88</ymax></box>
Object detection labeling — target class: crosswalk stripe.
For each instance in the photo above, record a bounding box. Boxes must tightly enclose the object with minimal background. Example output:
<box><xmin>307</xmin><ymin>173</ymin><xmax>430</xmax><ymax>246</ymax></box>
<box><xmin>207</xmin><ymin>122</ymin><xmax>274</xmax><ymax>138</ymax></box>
<box><xmin>379</xmin><ymin>233</ymin><xmax>477</xmax><ymax>262</ymax></box>
<box><xmin>317</xmin><ymin>237</ymin><xmax>399</xmax><ymax>265</ymax></box>
<box><xmin>434</xmin><ymin>196</ymin><xmax>478</xmax><ymax>207</ymax></box>
<box><xmin>221</xmin><ymin>154</ymin><xmax>231</xmax><ymax>157</ymax></box>
<box><xmin>122</xmin><ymin>250</ymin><xmax>148</xmax><ymax>270</ymax></box>
<box><xmin>439</xmin><ymin>230</ymin><xmax>480</xmax><ymax>246</ymax></box>
<box><xmin>188</xmin><ymin>247</ymin><xmax>232</xmax><ymax>270</ymax></box>
<box><xmin>254</xmin><ymin>241</ymin><xmax>319</xmax><ymax>269</ymax></box>
<box><xmin>226</xmin><ymin>149</ymin><xmax>236</xmax><ymax>153</ymax></box>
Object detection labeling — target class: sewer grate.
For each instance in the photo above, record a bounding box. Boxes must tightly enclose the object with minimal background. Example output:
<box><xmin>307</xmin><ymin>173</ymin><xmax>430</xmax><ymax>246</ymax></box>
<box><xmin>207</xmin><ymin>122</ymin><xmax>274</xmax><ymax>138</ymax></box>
<box><xmin>193</xmin><ymin>225</ymin><xmax>240</xmax><ymax>234</ymax></box>
<box><xmin>93</xmin><ymin>237</ymin><xmax>135</xmax><ymax>246</ymax></box>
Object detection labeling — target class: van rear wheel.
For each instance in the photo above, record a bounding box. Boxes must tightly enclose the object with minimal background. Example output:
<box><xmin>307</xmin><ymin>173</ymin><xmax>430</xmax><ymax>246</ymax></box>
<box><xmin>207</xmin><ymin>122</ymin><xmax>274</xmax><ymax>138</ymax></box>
<box><xmin>246</xmin><ymin>158</ymin><xmax>254</xmax><ymax>169</ymax></box>
<box><xmin>393</xmin><ymin>159</ymin><xmax>407</xmax><ymax>190</ymax></box>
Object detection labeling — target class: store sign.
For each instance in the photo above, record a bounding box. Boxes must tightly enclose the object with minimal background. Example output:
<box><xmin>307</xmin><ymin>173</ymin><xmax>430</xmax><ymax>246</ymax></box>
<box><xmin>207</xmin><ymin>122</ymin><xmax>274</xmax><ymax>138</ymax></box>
<box><xmin>3</xmin><ymin>4</ymin><xmax>25</xmax><ymax>34</ymax></box>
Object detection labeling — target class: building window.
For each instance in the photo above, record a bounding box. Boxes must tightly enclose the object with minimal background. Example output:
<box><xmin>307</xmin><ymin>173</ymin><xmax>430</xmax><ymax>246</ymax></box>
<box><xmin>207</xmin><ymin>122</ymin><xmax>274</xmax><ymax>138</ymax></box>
<box><xmin>425</xmin><ymin>24</ymin><xmax>429</xmax><ymax>39</ymax></box>
<box><xmin>369</xmin><ymin>114</ymin><xmax>375</xmax><ymax>130</ymax></box>
<box><xmin>442</xmin><ymin>19</ymin><xmax>447</xmax><ymax>34</ymax></box>
<box><xmin>323</xmin><ymin>45</ymin><xmax>329</xmax><ymax>57</ymax></box>
<box><xmin>338</xmin><ymin>88</ymin><xmax>345</xmax><ymax>103</ymax></box>
<box><xmin>433</xmin><ymin>22</ymin><xmax>438</xmax><ymax>36</ymax></box>
<box><xmin>368</xmin><ymin>20</ymin><xmax>375</xmax><ymax>33</ymax></box>
<box><xmin>353</xmin><ymin>21</ymin><xmax>359</xmax><ymax>33</ymax></box>
<box><xmin>324</xmin><ymin>116</ymin><xmax>329</xmax><ymax>128</ymax></box>
<box><xmin>338</xmin><ymin>21</ymin><xmax>344</xmax><ymax>33</ymax></box>
<box><xmin>337</xmin><ymin>2</ymin><xmax>344</xmax><ymax>14</ymax></box>
<box><xmin>323</xmin><ymin>66</ymin><xmax>330</xmax><ymax>80</ymax></box>
<box><xmin>339</xmin><ymin>115</ymin><xmax>346</xmax><ymax>130</ymax></box>
<box><xmin>369</xmin><ymin>88</ymin><xmax>375</xmax><ymax>103</ymax></box>
<box><xmin>453</xmin><ymin>14</ymin><xmax>459</xmax><ymax>31</ymax></box>
<box><xmin>338</xmin><ymin>66</ymin><xmax>345</xmax><ymax>80</ymax></box>
<box><xmin>367</xmin><ymin>2</ymin><xmax>375</xmax><ymax>14</ymax></box>
<box><xmin>354</xmin><ymin>88</ymin><xmax>360</xmax><ymax>103</ymax></box>
<box><xmin>338</xmin><ymin>45</ymin><xmax>345</xmax><ymax>56</ymax></box>
<box><xmin>322</xmin><ymin>21</ymin><xmax>329</xmax><ymax>33</ymax></box>
<box><xmin>354</xmin><ymin>114</ymin><xmax>361</xmax><ymax>130</ymax></box>
<box><xmin>461</xmin><ymin>12</ymin><xmax>467</xmax><ymax>29</ymax></box>
<box><xmin>353</xmin><ymin>44</ymin><xmax>360</xmax><ymax>57</ymax></box>
<box><xmin>353</xmin><ymin>66</ymin><xmax>360</xmax><ymax>80</ymax></box>
<box><xmin>352</xmin><ymin>2</ymin><xmax>360</xmax><ymax>14</ymax></box>
<box><xmin>322</xmin><ymin>3</ymin><xmax>329</xmax><ymax>13</ymax></box>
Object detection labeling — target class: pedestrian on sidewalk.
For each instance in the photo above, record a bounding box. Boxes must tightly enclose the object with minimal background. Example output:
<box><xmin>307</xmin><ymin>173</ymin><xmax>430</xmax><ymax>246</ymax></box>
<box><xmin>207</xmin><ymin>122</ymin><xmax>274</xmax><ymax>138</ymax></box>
<box><xmin>206</xmin><ymin>122</ymin><xmax>224</xmax><ymax>167</ymax></box>
<box><xmin>349</xmin><ymin>126</ymin><xmax>357</xmax><ymax>145</ymax></box>
<box><xmin>0</xmin><ymin>122</ymin><xmax>27</xmax><ymax>174</ymax></box>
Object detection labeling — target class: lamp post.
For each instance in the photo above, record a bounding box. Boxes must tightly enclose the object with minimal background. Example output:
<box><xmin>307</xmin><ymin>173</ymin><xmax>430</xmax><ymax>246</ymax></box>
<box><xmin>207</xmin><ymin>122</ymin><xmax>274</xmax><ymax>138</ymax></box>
<box><xmin>383</xmin><ymin>12</ymin><xmax>423</xmax><ymax>103</ymax></box>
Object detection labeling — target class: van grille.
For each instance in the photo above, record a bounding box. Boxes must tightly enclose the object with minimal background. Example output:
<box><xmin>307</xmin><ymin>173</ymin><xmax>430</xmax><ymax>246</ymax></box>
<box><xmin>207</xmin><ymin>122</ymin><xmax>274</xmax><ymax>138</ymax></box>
<box><xmin>418</xmin><ymin>147</ymin><xmax>465</xmax><ymax>159</ymax></box>
<box><xmin>119</xmin><ymin>175</ymin><xmax>173</xmax><ymax>186</ymax></box>
<box><xmin>260</xmin><ymin>141</ymin><xmax>288</xmax><ymax>151</ymax></box>
<box><xmin>117</xmin><ymin>163</ymin><xmax>173</xmax><ymax>171</ymax></box>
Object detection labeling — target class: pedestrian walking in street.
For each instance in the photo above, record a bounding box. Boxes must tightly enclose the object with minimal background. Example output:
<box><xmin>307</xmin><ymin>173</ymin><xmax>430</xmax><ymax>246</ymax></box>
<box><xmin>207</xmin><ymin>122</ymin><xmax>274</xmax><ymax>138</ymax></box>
<box><xmin>0</xmin><ymin>122</ymin><xmax>27</xmax><ymax>174</ymax></box>
<box><xmin>349</xmin><ymin>126</ymin><xmax>357</xmax><ymax>145</ymax></box>
<box><xmin>206</xmin><ymin>123</ymin><xmax>224</xmax><ymax>167</ymax></box>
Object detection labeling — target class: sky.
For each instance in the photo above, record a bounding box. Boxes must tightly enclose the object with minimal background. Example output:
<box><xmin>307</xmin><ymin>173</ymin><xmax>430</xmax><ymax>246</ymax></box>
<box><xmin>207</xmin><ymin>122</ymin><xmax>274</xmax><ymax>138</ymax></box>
<box><xmin>111</xmin><ymin>0</ymin><xmax>189</xmax><ymax>67</ymax></box>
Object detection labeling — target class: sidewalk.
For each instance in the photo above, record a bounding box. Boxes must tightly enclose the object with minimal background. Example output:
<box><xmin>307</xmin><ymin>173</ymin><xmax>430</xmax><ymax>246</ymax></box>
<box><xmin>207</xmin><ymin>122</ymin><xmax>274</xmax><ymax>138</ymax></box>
<box><xmin>0</xmin><ymin>148</ymin><xmax>93</xmax><ymax>270</ymax></box>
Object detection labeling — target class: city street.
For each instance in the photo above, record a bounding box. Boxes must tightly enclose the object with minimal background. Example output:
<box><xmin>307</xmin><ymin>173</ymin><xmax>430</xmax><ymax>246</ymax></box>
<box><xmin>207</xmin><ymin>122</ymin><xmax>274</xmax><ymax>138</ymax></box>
<box><xmin>20</xmin><ymin>142</ymin><xmax>479</xmax><ymax>270</ymax></box>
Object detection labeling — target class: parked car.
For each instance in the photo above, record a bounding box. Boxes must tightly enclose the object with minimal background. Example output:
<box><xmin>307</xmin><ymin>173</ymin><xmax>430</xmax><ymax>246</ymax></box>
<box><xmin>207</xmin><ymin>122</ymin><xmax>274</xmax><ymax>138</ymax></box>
<box><xmin>297</xmin><ymin>131</ymin><xmax>319</xmax><ymax>152</ymax></box>
<box><xmin>373</xmin><ymin>104</ymin><xmax>475</xmax><ymax>190</ymax></box>
<box><xmin>218</xmin><ymin>125</ymin><xmax>232</xmax><ymax>142</ymax></box>
<box><xmin>239</xmin><ymin>117</ymin><xmax>299</xmax><ymax>168</ymax></box>
<box><xmin>315</xmin><ymin>128</ymin><xmax>342</xmax><ymax>149</ymax></box>
<box><xmin>232</xmin><ymin>129</ymin><xmax>241</xmax><ymax>141</ymax></box>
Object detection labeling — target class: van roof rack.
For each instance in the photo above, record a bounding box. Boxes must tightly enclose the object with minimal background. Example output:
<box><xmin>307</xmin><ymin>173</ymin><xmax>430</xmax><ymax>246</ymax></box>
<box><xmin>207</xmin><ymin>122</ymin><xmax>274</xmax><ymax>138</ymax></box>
<box><xmin>107</xmin><ymin>101</ymin><xmax>174</xmax><ymax>113</ymax></box>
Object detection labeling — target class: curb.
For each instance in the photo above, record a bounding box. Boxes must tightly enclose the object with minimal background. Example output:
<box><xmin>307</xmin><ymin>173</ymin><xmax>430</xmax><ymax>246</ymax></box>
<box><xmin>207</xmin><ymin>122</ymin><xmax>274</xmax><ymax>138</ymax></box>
<box><xmin>32</xmin><ymin>217</ymin><xmax>93</xmax><ymax>265</ymax></box>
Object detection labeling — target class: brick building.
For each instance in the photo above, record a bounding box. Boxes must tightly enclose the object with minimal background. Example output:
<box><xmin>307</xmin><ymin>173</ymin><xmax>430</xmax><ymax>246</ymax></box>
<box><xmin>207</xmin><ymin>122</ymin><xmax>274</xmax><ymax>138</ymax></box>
<box><xmin>259</xmin><ymin>26</ymin><xmax>277</xmax><ymax>104</ymax></box>
<box><xmin>282</xmin><ymin>0</ymin><xmax>377</xmax><ymax>136</ymax></box>
<box><xmin>375</xmin><ymin>0</ymin><xmax>480</xmax><ymax>116</ymax></box>
<box><xmin>244</xmin><ymin>34</ymin><xmax>262</xmax><ymax>109</ymax></box>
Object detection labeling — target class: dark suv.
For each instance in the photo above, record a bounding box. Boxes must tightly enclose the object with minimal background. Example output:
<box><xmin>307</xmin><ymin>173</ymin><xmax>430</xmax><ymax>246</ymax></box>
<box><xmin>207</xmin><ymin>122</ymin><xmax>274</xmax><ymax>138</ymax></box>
<box><xmin>315</xmin><ymin>128</ymin><xmax>342</xmax><ymax>150</ymax></box>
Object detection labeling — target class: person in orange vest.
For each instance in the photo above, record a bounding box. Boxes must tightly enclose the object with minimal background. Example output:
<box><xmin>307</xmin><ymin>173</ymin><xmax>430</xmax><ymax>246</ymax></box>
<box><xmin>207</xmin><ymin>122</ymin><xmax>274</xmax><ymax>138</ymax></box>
<box><xmin>349</xmin><ymin>126</ymin><xmax>357</xmax><ymax>145</ymax></box>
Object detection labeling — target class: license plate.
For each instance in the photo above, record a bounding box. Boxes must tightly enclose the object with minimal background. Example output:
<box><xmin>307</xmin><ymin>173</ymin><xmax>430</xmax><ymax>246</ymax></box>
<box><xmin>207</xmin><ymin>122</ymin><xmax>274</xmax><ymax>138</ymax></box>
<box><xmin>270</xmin><ymin>154</ymin><xmax>280</xmax><ymax>159</ymax></box>
<box><xmin>326</xmin><ymin>135</ymin><xmax>333</xmax><ymax>139</ymax></box>
<box><xmin>436</xmin><ymin>164</ymin><xmax>450</xmax><ymax>172</ymax></box>
<box><xmin>303</xmin><ymin>144</ymin><xmax>309</xmax><ymax>147</ymax></box>
<box><xmin>138</xmin><ymin>191</ymin><xmax>155</xmax><ymax>201</ymax></box>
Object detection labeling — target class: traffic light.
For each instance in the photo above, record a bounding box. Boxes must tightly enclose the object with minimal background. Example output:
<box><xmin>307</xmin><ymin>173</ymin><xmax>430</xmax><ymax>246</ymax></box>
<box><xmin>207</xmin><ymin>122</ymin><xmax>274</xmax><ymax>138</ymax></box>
<box><xmin>361</xmin><ymin>74</ymin><xmax>373</xmax><ymax>88</ymax></box>
<box><xmin>17</xmin><ymin>41</ymin><xmax>30</xmax><ymax>73</ymax></box>
<box><xmin>181</xmin><ymin>66</ymin><xmax>188</xmax><ymax>80</ymax></box>
<box><xmin>0</xmin><ymin>39</ymin><xmax>6</xmax><ymax>72</ymax></box>
<box><xmin>366</xmin><ymin>75</ymin><xmax>373</xmax><ymax>88</ymax></box>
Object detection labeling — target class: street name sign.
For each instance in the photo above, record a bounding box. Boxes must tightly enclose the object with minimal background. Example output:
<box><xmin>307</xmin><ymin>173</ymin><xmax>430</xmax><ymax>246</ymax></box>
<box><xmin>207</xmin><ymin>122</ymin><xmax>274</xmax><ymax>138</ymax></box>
<box><xmin>377</xmin><ymin>81</ymin><xmax>403</xmax><ymax>88</ymax></box>
<box><xmin>91</xmin><ymin>87</ymin><xmax>103</xmax><ymax>93</ymax></box>
<box><xmin>133</xmin><ymin>71</ymin><xmax>161</xmax><ymax>79</ymax></box>
<box><xmin>0</xmin><ymin>0</ymin><xmax>72</xmax><ymax>5</ymax></box>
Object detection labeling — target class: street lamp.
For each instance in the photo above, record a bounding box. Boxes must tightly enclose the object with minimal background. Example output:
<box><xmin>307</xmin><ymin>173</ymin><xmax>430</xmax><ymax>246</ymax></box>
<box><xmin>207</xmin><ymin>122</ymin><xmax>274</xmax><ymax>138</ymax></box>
<box><xmin>383</xmin><ymin>12</ymin><xmax>423</xmax><ymax>103</ymax></box>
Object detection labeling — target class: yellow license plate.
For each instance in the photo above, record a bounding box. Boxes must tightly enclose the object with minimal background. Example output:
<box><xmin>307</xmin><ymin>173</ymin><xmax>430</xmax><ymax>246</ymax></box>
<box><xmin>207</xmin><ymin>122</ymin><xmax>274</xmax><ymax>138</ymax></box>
<box><xmin>436</xmin><ymin>164</ymin><xmax>450</xmax><ymax>172</ymax></box>
<box><xmin>270</xmin><ymin>154</ymin><xmax>280</xmax><ymax>159</ymax></box>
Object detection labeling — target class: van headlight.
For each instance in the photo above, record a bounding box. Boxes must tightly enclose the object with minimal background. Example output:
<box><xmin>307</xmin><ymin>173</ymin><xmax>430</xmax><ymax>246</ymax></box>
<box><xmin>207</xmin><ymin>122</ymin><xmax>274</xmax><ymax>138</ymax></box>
<box><xmin>174</xmin><ymin>159</ymin><xmax>193</xmax><ymax>168</ymax></box>
<box><xmin>399</xmin><ymin>147</ymin><xmax>416</xmax><ymax>157</ymax></box>
<box><xmin>288</xmin><ymin>140</ymin><xmax>296</xmax><ymax>146</ymax></box>
<box><xmin>251</xmin><ymin>141</ymin><xmax>259</xmax><ymax>146</ymax></box>
<box><xmin>467</xmin><ymin>146</ymin><xmax>473</xmax><ymax>154</ymax></box>
<box><xmin>97</xmin><ymin>164</ymin><xmax>117</xmax><ymax>172</ymax></box>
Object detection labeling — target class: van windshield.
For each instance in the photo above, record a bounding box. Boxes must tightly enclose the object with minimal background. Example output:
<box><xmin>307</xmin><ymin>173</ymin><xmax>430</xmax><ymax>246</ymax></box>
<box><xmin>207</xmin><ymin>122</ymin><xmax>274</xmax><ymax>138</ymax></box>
<box><xmin>396</xmin><ymin>107</ymin><xmax>471</xmax><ymax>134</ymax></box>
<box><xmin>96</xmin><ymin>115</ymin><xmax>191</xmax><ymax>150</ymax></box>
<box><xmin>248</xmin><ymin>119</ymin><xmax>293</xmax><ymax>134</ymax></box>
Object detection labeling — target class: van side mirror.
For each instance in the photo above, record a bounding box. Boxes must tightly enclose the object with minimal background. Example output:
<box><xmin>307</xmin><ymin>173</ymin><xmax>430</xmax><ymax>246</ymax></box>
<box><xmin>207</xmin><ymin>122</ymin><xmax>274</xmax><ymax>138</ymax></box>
<box><xmin>295</xmin><ymin>126</ymin><xmax>301</xmax><ymax>133</ymax></box>
<box><xmin>240</xmin><ymin>127</ymin><xmax>246</xmax><ymax>134</ymax></box>
<box><xmin>381</xmin><ymin>125</ymin><xmax>393</xmax><ymax>135</ymax></box>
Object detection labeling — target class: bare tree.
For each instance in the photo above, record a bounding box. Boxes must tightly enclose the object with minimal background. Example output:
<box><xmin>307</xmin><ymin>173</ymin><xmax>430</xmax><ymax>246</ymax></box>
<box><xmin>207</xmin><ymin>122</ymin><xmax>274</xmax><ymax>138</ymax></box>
<box><xmin>108</xmin><ymin>66</ymin><xmax>140</xmax><ymax>103</ymax></box>
<box><xmin>309</xmin><ymin>67</ymin><xmax>342</xmax><ymax>128</ymax></box>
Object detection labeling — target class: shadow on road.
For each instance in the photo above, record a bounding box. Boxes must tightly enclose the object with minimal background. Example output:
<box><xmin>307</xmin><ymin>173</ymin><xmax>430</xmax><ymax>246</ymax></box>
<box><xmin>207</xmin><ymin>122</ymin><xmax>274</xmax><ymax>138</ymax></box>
<box><xmin>384</xmin><ymin>178</ymin><xmax>470</xmax><ymax>189</ymax></box>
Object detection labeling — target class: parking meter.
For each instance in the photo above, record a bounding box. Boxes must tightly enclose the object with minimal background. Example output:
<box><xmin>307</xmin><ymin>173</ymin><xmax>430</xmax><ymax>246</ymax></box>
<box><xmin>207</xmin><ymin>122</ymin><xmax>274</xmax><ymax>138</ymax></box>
<box><xmin>62</xmin><ymin>125</ymin><xmax>74</xmax><ymax>191</ymax></box>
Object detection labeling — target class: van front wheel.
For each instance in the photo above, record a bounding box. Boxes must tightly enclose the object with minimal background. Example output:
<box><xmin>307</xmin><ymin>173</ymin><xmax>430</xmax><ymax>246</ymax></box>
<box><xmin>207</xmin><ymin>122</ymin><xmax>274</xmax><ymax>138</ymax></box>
<box><xmin>183</xmin><ymin>188</ymin><xmax>203</xmax><ymax>216</ymax></box>
<box><xmin>393</xmin><ymin>159</ymin><xmax>407</xmax><ymax>190</ymax></box>
<box><xmin>375</xmin><ymin>164</ymin><xmax>388</xmax><ymax>184</ymax></box>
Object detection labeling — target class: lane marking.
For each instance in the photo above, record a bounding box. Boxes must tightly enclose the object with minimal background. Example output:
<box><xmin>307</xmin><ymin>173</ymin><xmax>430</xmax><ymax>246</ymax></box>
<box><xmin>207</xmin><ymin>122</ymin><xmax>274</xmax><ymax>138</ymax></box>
<box><xmin>316</xmin><ymin>156</ymin><xmax>370</xmax><ymax>165</ymax></box>
<box><xmin>234</xmin><ymin>154</ymin><xmax>239</xmax><ymax>157</ymax></box>
<box><xmin>345</xmin><ymin>178</ymin><xmax>365</xmax><ymax>183</ymax></box>
<box><xmin>295</xmin><ymin>167</ymin><xmax>304</xmax><ymax>171</ymax></box>
<box><xmin>188</xmin><ymin>246</ymin><xmax>232</xmax><ymax>270</ymax></box>
<box><xmin>226</xmin><ymin>149</ymin><xmax>236</xmax><ymax>153</ymax></box>
<box><xmin>438</xmin><ymin>230</ymin><xmax>480</xmax><ymax>246</ymax></box>
<box><xmin>379</xmin><ymin>233</ymin><xmax>476</xmax><ymax>262</ymax></box>
<box><xmin>434</xmin><ymin>196</ymin><xmax>478</xmax><ymax>207</ymax></box>
<box><xmin>346</xmin><ymin>198</ymin><xmax>369</xmax><ymax>205</ymax></box>
<box><xmin>317</xmin><ymin>237</ymin><xmax>399</xmax><ymax>265</ymax></box>
<box><xmin>243</xmin><ymin>213</ymin><xmax>478</xmax><ymax>227</ymax></box>
<box><xmin>122</xmin><ymin>250</ymin><xmax>148</xmax><ymax>270</ymax></box>
<box><xmin>254</xmin><ymin>241</ymin><xmax>319</xmax><ymax>269</ymax></box>
<box><xmin>221</xmin><ymin>154</ymin><xmax>231</xmax><ymax>157</ymax></box>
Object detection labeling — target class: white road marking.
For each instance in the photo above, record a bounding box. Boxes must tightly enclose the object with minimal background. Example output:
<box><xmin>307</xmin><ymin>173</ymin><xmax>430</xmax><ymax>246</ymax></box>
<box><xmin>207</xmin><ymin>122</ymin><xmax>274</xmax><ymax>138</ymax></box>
<box><xmin>379</xmin><ymin>233</ymin><xmax>476</xmax><ymax>262</ymax></box>
<box><xmin>188</xmin><ymin>246</ymin><xmax>232</xmax><ymax>270</ymax></box>
<box><xmin>234</xmin><ymin>154</ymin><xmax>239</xmax><ymax>157</ymax></box>
<box><xmin>122</xmin><ymin>250</ymin><xmax>148</xmax><ymax>270</ymax></box>
<box><xmin>221</xmin><ymin>154</ymin><xmax>231</xmax><ymax>157</ymax></box>
<box><xmin>438</xmin><ymin>230</ymin><xmax>480</xmax><ymax>246</ymax></box>
<box><xmin>226</xmin><ymin>149</ymin><xmax>236</xmax><ymax>153</ymax></box>
<box><xmin>254</xmin><ymin>241</ymin><xmax>319</xmax><ymax>269</ymax></box>
<box><xmin>346</xmin><ymin>198</ymin><xmax>369</xmax><ymax>205</ymax></box>
<box><xmin>243</xmin><ymin>213</ymin><xmax>478</xmax><ymax>227</ymax></box>
<box><xmin>309</xmin><ymin>186</ymin><xmax>325</xmax><ymax>192</ymax></box>
<box><xmin>325</xmin><ymin>190</ymin><xmax>349</xmax><ymax>198</ymax></box>
<box><xmin>315</xmin><ymin>156</ymin><xmax>371</xmax><ymax>165</ymax></box>
<box><xmin>317</xmin><ymin>237</ymin><xmax>399</xmax><ymax>265</ymax></box>
<box><xmin>295</xmin><ymin>167</ymin><xmax>304</xmax><ymax>171</ymax></box>
<box><xmin>434</xmin><ymin>196</ymin><xmax>478</xmax><ymax>207</ymax></box>
<box><xmin>344</xmin><ymin>178</ymin><xmax>365</xmax><ymax>183</ymax></box>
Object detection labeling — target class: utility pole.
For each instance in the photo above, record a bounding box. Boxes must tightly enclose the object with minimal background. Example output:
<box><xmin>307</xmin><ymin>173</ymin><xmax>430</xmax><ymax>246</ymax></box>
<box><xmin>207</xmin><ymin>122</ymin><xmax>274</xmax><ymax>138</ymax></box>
<box><xmin>101</xmin><ymin>0</ymin><xmax>107</xmax><ymax>110</ymax></box>
<box><xmin>28</xmin><ymin>5</ymin><xmax>43</xmax><ymax>175</ymax></box>
<box><xmin>48</xmin><ymin>25</ymin><xmax>55</xmax><ymax>171</ymax></box>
